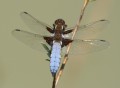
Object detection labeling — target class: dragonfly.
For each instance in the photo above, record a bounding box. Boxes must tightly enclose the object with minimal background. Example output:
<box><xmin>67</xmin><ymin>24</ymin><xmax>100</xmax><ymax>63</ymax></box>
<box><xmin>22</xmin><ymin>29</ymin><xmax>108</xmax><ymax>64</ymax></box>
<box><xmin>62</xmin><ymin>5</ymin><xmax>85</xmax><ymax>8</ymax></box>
<box><xmin>12</xmin><ymin>12</ymin><xmax>109</xmax><ymax>78</ymax></box>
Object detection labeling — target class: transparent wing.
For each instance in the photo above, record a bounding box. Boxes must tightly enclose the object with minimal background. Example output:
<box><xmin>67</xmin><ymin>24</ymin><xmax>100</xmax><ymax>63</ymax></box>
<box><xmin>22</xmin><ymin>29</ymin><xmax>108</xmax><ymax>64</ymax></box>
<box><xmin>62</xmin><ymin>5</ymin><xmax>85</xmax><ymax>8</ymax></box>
<box><xmin>20</xmin><ymin>12</ymin><xmax>53</xmax><ymax>36</ymax></box>
<box><xmin>66</xmin><ymin>19</ymin><xmax>109</xmax><ymax>39</ymax></box>
<box><xmin>62</xmin><ymin>39</ymin><xmax>109</xmax><ymax>55</ymax></box>
<box><xmin>12</xmin><ymin>29</ymin><xmax>50</xmax><ymax>53</ymax></box>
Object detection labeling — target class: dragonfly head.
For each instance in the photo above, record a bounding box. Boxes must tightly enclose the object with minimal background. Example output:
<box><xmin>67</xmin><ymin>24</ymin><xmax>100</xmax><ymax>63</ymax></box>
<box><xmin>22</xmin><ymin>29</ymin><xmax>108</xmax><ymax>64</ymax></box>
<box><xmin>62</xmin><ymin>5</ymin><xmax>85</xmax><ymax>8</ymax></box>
<box><xmin>54</xmin><ymin>19</ymin><xmax>67</xmax><ymax>30</ymax></box>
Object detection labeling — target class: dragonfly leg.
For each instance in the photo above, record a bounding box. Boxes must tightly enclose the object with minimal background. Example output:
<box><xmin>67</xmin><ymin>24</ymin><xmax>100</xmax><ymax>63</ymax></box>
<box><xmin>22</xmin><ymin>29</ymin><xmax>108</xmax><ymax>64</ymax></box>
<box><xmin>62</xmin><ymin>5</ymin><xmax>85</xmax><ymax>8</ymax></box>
<box><xmin>45</xmin><ymin>59</ymin><xmax>50</xmax><ymax>61</ymax></box>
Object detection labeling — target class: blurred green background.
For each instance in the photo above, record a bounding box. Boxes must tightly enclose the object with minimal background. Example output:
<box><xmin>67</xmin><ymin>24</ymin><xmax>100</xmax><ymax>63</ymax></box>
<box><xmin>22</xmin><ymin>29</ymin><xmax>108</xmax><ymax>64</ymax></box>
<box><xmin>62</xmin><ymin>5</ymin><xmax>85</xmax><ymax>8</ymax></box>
<box><xmin>0</xmin><ymin>0</ymin><xmax>119</xmax><ymax>88</ymax></box>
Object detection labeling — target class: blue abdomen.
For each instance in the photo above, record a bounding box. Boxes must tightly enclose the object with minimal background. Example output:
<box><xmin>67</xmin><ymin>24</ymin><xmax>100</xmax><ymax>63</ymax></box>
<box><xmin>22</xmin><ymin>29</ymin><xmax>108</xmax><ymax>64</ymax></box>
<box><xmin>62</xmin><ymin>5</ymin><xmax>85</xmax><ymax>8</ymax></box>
<box><xmin>50</xmin><ymin>42</ymin><xmax>61</xmax><ymax>76</ymax></box>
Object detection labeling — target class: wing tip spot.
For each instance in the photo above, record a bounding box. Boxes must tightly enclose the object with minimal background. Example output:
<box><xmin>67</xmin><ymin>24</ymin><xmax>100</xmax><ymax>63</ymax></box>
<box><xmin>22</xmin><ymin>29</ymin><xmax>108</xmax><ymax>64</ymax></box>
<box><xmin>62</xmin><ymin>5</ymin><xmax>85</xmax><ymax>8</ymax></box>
<box><xmin>23</xmin><ymin>12</ymin><xmax>28</xmax><ymax>14</ymax></box>
<box><xmin>15</xmin><ymin>29</ymin><xmax>21</xmax><ymax>31</ymax></box>
<box><xmin>100</xmin><ymin>40</ymin><xmax>105</xmax><ymax>42</ymax></box>
<box><xmin>100</xmin><ymin>19</ymin><xmax>110</xmax><ymax>23</ymax></box>
<box><xmin>100</xmin><ymin>19</ymin><xmax>106</xmax><ymax>21</ymax></box>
